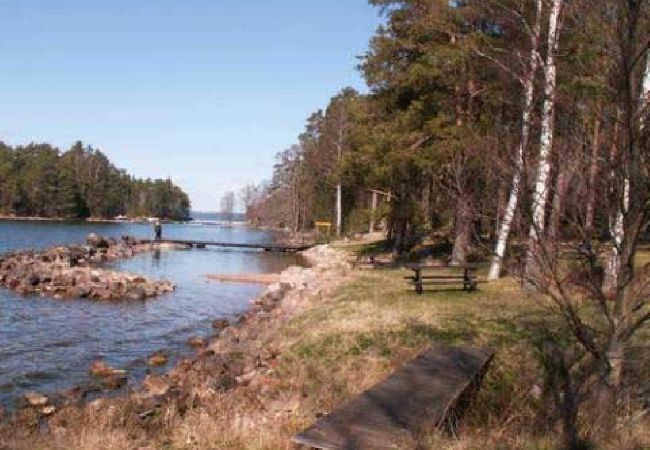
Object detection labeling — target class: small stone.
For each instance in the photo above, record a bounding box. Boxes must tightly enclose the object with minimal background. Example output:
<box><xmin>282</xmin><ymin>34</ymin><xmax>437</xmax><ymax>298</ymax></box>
<box><xmin>127</xmin><ymin>287</ymin><xmax>146</xmax><ymax>301</ymax></box>
<box><xmin>24</xmin><ymin>391</ymin><xmax>48</xmax><ymax>407</ymax></box>
<box><xmin>147</xmin><ymin>352</ymin><xmax>168</xmax><ymax>366</ymax></box>
<box><xmin>87</xmin><ymin>398</ymin><xmax>106</xmax><ymax>413</ymax></box>
<box><xmin>41</xmin><ymin>405</ymin><xmax>56</xmax><ymax>416</ymax></box>
<box><xmin>187</xmin><ymin>337</ymin><xmax>207</xmax><ymax>348</ymax></box>
<box><xmin>101</xmin><ymin>374</ymin><xmax>127</xmax><ymax>390</ymax></box>
<box><xmin>235</xmin><ymin>371</ymin><xmax>257</xmax><ymax>387</ymax></box>
<box><xmin>142</xmin><ymin>374</ymin><xmax>171</xmax><ymax>396</ymax></box>
<box><xmin>211</xmin><ymin>318</ymin><xmax>229</xmax><ymax>330</ymax></box>
<box><xmin>89</xmin><ymin>360</ymin><xmax>126</xmax><ymax>377</ymax></box>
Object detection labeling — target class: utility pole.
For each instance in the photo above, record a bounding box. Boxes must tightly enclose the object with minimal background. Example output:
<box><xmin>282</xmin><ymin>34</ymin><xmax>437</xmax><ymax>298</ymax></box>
<box><xmin>335</xmin><ymin>108</ymin><xmax>345</xmax><ymax>237</ymax></box>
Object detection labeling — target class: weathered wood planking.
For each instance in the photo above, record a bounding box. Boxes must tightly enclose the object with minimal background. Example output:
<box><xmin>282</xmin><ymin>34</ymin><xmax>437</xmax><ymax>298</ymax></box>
<box><xmin>139</xmin><ymin>239</ymin><xmax>313</xmax><ymax>253</ymax></box>
<box><xmin>293</xmin><ymin>345</ymin><xmax>494</xmax><ymax>450</ymax></box>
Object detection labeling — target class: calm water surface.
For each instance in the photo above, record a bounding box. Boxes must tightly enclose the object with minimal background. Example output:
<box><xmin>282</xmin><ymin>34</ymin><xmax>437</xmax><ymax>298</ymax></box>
<box><xmin>0</xmin><ymin>219</ymin><xmax>300</xmax><ymax>407</ymax></box>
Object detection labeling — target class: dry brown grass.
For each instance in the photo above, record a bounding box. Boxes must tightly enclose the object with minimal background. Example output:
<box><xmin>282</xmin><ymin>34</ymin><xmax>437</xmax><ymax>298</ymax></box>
<box><xmin>1</xmin><ymin>254</ymin><xmax>648</xmax><ymax>450</ymax></box>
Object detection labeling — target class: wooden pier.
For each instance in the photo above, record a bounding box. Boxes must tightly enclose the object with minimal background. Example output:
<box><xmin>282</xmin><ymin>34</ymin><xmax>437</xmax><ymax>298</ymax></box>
<box><xmin>140</xmin><ymin>239</ymin><xmax>314</xmax><ymax>253</ymax></box>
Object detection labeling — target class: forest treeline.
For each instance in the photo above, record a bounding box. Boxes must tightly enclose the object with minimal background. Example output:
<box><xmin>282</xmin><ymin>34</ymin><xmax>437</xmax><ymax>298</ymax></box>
<box><xmin>244</xmin><ymin>1</ymin><xmax>649</xmax><ymax>445</ymax></box>
<box><xmin>244</xmin><ymin>0</ymin><xmax>649</xmax><ymax>260</ymax></box>
<box><xmin>0</xmin><ymin>141</ymin><xmax>190</xmax><ymax>220</ymax></box>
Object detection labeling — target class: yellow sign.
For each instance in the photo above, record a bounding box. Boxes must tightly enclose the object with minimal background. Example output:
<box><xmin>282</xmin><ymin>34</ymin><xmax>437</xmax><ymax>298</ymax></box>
<box><xmin>315</xmin><ymin>221</ymin><xmax>332</xmax><ymax>227</ymax></box>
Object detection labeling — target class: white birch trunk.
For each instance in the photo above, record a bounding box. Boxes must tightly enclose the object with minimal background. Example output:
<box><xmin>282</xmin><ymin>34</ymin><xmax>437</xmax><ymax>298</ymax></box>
<box><xmin>488</xmin><ymin>0</ymin><xmax>542</xmax><ymax>280</ymax></box>
<box><xmin>606</xmin><ymin>53</ymin><xmax>650</xmax><ymax>288</ymax></box>
<box><xmin>526</xmin><ymin>0</ymin><xmax>563</xmax><ymax>275</ymax></box>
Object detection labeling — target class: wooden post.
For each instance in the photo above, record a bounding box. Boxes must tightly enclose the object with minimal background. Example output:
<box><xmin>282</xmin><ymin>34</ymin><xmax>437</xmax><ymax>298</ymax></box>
<box><xmin>463</xmin><ymin>267</ymin><xmax>476</xmax><ymax>291</ymax></box>
<box><xmin>416</xmin><ymin>268</ymin><xmax>423</xmax><ymax>294</ymax></box>
<box><xmin>369</xmin><ymin>191</ymin><xmax>378</xmax><ymax>233</ymax></box>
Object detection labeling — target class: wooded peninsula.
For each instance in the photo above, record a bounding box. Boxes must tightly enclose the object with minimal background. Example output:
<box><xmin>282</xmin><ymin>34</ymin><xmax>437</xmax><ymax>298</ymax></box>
<box><xmin>0</xmin><ymin>141</ymin><xmax>190</xmax><ymax>220</ymax></box>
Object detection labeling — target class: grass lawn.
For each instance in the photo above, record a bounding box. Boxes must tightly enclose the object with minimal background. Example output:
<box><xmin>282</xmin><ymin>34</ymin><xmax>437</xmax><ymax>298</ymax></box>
<box><xmin>270</xmin><ymin>261</ymin><xmax>649</xmax><ymax>449</ymax></box>
<box><xmin>272</xmin><ymin>268</ymin><xmax>550</xmax><ymax>448</ymax></box>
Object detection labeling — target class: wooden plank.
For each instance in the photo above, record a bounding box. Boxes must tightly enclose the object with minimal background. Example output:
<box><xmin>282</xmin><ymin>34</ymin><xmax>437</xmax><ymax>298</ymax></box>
<box><xmin>293</xmin><ymin>345</ymin><xmax>494</xmax><ymax>450</ymax></box>
<box><xmin>405</xmin><ymin>263</ymin><xmax>478</xmax><ymax>270</ymax></box>
<box><xmin>408</xmin><ymin>282</ymin><xmax>481</xmax><ymax>288</ymax></box>
<box><xmin>139</xmin><ymin>239</ymin><xmax>313</xmax><ymax>252</ymax></box>
<box><xmin>404</xmin><ymin>275</ymin><xmax>469</xmax><ymax>279</ymax></box>
<box><xmin>404</xmin><ymin>276</ymin><xmax>486</xmax><ymax>283</ymax></box>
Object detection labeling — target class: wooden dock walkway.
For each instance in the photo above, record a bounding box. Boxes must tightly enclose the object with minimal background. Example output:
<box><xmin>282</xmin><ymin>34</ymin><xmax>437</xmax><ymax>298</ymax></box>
<box><xmin>293</xmin><ymin>345</ymin><xmax>494</xmax><ymax>449</ymax></box>
<box><xmin>141</xmin><ymin>239</ymin><xmax>314</xmax><ymax>253</ymax></box>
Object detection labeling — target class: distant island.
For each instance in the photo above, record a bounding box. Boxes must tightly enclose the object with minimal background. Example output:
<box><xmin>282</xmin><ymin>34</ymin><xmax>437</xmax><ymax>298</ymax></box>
<box><xmin>0</xmin><ymin>141</ymin><xmax>190</xmax><ymax>221</ymax></box>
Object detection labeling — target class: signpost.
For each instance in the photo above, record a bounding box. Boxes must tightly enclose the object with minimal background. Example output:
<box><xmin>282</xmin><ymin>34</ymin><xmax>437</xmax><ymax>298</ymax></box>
<box><xmin>315</xmin><ymin>221</ymin><xmax>332</xmax><ymax>243</ymax></box>
<box><xmin>368</xmin><ymin>189</ymin><xmax>395</xmax><ymax>233</ymax></box>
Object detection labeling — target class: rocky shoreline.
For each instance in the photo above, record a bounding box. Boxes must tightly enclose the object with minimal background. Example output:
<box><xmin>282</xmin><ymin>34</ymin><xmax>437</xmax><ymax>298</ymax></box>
<box><xmin>0</xmin><ymin>234</ymin><xmax>177</xmax><ymax>301</ymax></box>
<box><xmin>117</xmin><ymin>245</ymin><xmax>350</xmax><ymax>403</ymax></box>
<box><xmin>0</xmin><ymin>244</ymin><xmax>353</xmax><ymax>442</ymax></box>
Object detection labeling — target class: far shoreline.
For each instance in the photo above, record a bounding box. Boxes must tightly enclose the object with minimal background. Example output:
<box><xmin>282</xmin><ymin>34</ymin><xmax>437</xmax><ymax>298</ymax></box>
<box><xmin>0</xmin><ymin>215</ymin><xmax>196</xmax><ymax>224</ymax></box>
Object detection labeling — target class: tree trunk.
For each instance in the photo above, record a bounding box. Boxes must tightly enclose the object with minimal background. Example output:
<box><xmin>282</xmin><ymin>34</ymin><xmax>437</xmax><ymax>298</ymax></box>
<box><xmin>451</xmin><ymin>195</ymin><xmax>475</xmax><ymax>264</ymax></box>
<box><xmin>548</xmin><ymin>163</ymin><xmax>571</xmax><ymax>241</ymax></box>
<box><xmin>488</xmin><ymin>0</ymin><xmax>542</xmax><ymax>280</ymax></box>
<box><xmin>526</xmin><ymin>0</ymin><xmax>564</xmax><ymax>277</ymax></box>
<box><xmin>604</xmin><ymin>54</ymin><xmax>649</xmax><ymax>293</ymax></box>
<box><xmin>585</xmin><ymin>114</ymin><xmax>600</xmax><ymax>237</ymax></box>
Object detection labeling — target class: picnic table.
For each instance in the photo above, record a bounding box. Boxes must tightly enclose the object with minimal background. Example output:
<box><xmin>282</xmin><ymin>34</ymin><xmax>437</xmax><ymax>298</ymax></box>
<box><xmin>404</xmin><ymin>263</ymin><xmax>479</xmax><ymax>293</ymax></box>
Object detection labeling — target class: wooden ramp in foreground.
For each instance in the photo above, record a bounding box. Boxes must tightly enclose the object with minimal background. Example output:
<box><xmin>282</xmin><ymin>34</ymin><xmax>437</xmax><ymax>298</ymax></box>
<box><xmin>293</xmin><ymin>345</ymin><xmax>494</xmax><ymax>450</ymax></box>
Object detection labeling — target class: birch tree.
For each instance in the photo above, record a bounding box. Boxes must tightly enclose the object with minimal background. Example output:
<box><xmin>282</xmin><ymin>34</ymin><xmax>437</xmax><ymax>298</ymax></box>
<box><xmin>487</xmin><ymin>0</ymin><xmax>543</xmax><ymax>280</ymax></box>
<box><xmin>522</xmin><ymin>2</ymin><xmax>649</xmax><ymax>444</ymax></box>
<box><xmin>605</xmin><ymin>51</ymin><xmax>649</xmax><ymax>292</ymax></box>
<box><xmin>526</xmin><ymin>0</ymin><xmax>564</xmax><ymax>276</ymax></box>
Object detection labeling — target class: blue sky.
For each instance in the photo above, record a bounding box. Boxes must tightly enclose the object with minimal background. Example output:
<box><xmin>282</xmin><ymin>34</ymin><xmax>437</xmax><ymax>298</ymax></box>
<box><xmin>0</xmin><ymin>1</ymin><xmax>382</xmax><ymax>211</ymax></box>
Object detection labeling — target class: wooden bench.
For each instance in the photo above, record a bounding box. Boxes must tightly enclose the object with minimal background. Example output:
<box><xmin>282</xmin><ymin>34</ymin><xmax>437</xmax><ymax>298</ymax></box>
<box><xmin>292</xmin><ymin>345</ymin><xmax>494</xmax><ymax>449</ymax></box>
<box><xmin>404</xmin><ymin>264</ymin><xmax>479</xmax><ymax>294</ymax></box>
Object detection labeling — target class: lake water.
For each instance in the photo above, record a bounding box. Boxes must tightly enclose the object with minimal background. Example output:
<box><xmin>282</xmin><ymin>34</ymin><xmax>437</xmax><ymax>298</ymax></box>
<box><xmin>0</xmin><ymin>219</ymin><xmax>300</xmax><ymax>408</ymax></box>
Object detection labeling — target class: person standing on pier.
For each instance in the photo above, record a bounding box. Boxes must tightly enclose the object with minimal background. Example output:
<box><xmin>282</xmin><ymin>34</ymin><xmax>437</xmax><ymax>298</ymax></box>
<box><xmin>154</xmin><ymin>220</ymin><xmax>162</xmax><ymax>241</ymax></box>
